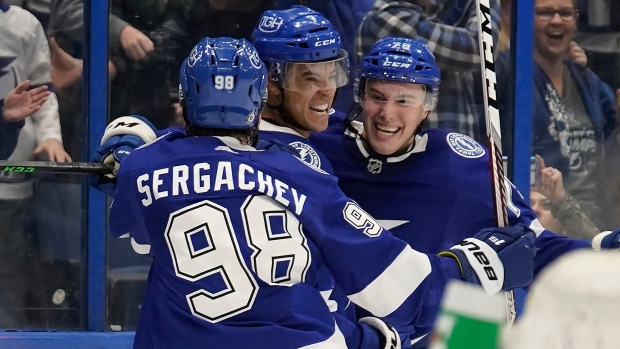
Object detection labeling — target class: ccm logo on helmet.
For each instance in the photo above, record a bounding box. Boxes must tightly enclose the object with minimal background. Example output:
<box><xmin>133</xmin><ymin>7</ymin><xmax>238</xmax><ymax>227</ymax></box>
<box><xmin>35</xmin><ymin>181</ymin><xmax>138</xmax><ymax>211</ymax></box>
<box><xmin>259</xmin><ymin>15</ymin><xmax>283</xmax><ymax>33</ymax></box>
<box><xmin>457</xmin><ymin>240</ymin><xmax>499</xmax><ymax>281</ymax></box>
<box><xmin>382</xmin><ymin>60</ymin><xmax>411</xmax><ymax>68</ymax></box>
<box><xmin>315</xmin><ymin>39</ymin><xmax>336</xmax><ymax>47</ymax></box>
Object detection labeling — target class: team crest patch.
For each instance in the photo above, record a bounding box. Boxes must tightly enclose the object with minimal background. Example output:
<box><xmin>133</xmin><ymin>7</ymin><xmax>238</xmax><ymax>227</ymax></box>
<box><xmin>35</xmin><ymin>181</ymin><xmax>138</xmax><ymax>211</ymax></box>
<box><xmin>188</xmin><ymin>45</ymin><xmax>202</xmax><ymax>67</ymax></box>
<box><xmin>246</xmin><ymin>112</ymin><xmax>256</xmax><ymax>124</ymax></box>
<box><xmin>447</xmin><ymin>133</ymin><xmax>485</xmax><ymax>158</ymax></box>
<box><xmin>289</xmin><ymin>141</ymin><xmax>321</xmax><ymax>169</ymax></box>
<box><xmin>367</xmin><ymin>158</ymin><xmax>382</xmax><ymax>174</ymax></box>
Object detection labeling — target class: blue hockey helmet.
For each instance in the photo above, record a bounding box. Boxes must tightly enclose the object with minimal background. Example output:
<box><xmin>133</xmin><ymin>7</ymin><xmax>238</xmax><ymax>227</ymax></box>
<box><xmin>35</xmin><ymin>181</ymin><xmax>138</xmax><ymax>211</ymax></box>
<box><xmin>251</xmin><ymin>5</ymin><xmax>349</xmax><ymax>92</ymax></box>
<box><xmin>357</xmin><ymin>37</ymin><xmax>441</xmax><ymax>111</ymax></box>
<box><xmin>179</xmin><ymin>37</ymin><xmax>267</xmax><ymax>129</ymax></box>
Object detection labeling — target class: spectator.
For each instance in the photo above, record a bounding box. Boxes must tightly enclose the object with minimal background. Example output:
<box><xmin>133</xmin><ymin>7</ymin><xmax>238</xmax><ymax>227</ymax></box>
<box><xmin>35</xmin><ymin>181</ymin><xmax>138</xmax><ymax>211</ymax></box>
<box><xmin>48</xmin><ymin>0</ymin><xmax>182</xmax><ymax>131</ymax></box>
<box><xmin>0</xmin><ymin>2</ymin><xmax>71</xmax><ymax>328</ymax></box>
<box><xmin>531</xmin><ymin>155</ymin><xmax>600</xmax><ymax>239</ymax></box>
<box><xmin>356</xmin><ymin>0</ymin><xmax>500</xmax><ymax>142</ymax></box>
<box><xmin>498</xmin><ymin>0</ymin><xmax>618</xmax><ymax>230</ymax></box>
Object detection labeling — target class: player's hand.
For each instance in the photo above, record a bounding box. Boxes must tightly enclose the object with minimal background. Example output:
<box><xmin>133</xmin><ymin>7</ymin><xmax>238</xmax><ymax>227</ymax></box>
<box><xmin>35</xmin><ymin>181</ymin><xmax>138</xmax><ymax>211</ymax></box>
<box><xmin>90</xmin><ymin>115</ymin><xmax>158</xmax><ymax>196</ymax></box>
<box><xmin>568</xmin><ymin>41</ymin><xmax>587</xmax><ymax>65</ymax></box>
<box><xmin>119</xmin><ymin>25</ymin><xmax>154</xmax><ymax>61</ymax></box>
<box><xmin>592</xmin><ymin>229</ymin><xmax>620</xmax><ymax>250</ymax></box>
<box><xmin>2</xmin><ymin>80</ymin><xmax>50</xmax><ymax>122</ymax></box>
<box><xmin>532</xmin><ymin>155</ymin><xmax>566</xmax><ymax>202</ymax></box>
<box><xmin>440</xmin><ymin>224</ymin><xmax>537</xmax><ymax>294</ymax></box>
<box><xmin>32</xmin><ymin>138</ymin><xmax>72</xmax><ymax>162</ymax></box>
<box><xmin>49</xmin><ymin>37</ymin><xmax>83</xmax><ymax>89</ymax></box>
<box><xmin>359</xmin><ymin>317</ymin><xmax>401</xmax><ymax>349</ymax></box>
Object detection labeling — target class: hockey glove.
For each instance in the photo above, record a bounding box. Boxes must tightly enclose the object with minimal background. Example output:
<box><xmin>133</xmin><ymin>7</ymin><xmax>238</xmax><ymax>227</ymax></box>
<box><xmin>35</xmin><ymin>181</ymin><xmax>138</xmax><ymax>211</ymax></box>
<box><xmin>90</xmin><ymin>115</ymin><xmax>157</xmax><ymax>196</ymax></box>
<box><xmin>359</xmin><ymin>317</ymin><xmax>401</xmax><ymax>349</ymax></box>
<box><xmin>592</xmin><ymin>229</ymin><xmax>620</xmax><ymax>250</ymax></box>
<box><xmin>440</xmin><ymin>223</ymin><xmax>536</xmax><ymax>294</ymax></box>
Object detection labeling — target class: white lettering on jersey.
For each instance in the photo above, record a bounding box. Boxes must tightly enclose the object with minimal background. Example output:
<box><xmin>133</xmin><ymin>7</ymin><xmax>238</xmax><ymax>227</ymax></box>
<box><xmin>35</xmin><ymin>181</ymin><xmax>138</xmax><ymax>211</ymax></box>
<box><xmin>343</xmin><ymin>202</ymin><xmax>383</xmax><ymax>237</ymax></box>
<box><xmin>135</xmin><ymin>161</ymin><xmax>307</xmax><ymax>215</ymax></box>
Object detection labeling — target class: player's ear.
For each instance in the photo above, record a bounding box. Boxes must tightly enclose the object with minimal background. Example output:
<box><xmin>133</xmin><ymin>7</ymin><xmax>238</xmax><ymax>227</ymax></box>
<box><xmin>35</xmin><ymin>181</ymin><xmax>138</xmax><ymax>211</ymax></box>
<box><xmin>420</xmin><ymin>110</ymin><xmax>431</xmax><ymax>124</ymax></box>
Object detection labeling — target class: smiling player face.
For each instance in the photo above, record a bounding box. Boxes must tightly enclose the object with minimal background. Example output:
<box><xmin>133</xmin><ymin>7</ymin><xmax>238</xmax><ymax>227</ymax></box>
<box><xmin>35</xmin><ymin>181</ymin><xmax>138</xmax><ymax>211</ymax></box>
<box><xmin>361</xmin><ymin>79</ymin><xmax>430</xmax><ymax>156</ymax></box>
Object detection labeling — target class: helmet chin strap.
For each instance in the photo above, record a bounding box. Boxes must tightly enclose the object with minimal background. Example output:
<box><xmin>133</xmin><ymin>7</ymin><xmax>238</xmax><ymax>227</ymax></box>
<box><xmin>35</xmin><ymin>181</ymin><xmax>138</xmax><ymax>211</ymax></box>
<box><xmin>266</xmin><ymin>86</ymin><xmax>340</xmax><ymax>135</ymax></box>
<box><xmin>266</xmin><ymin>87</ymin><xmax>313</xmax><ymax>133</ymax></box>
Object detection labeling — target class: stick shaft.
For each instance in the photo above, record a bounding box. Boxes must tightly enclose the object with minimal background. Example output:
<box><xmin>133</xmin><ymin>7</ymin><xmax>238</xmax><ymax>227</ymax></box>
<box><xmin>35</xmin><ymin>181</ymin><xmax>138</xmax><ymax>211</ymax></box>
<box><xmin>475</xmin><ymin>0</ymin><xmax>508</xmax><ymax>228</ymax></box>
<box><xmin>0</xmin><ymin>161</ymin><xmax>113</xmax><ymax>174</ymax></box>
<box><xmin>475</xmin><ymin>0</ymin><xmax>514</xmax><ymax>325</ymax></box>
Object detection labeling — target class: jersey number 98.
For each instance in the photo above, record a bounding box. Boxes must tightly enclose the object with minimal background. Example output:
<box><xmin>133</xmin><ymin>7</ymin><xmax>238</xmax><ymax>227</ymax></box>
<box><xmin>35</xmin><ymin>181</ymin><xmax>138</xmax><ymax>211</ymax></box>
<box><xmin>165</xmin><ymin>195</ymin><xmax>310</xmax><ymax>323</ymax></box>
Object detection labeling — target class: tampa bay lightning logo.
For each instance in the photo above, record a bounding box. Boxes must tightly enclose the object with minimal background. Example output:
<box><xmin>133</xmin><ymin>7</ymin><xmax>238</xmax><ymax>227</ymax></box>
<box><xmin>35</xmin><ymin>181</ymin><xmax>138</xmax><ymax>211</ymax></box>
<box><xmin>249</xmin><ymin>50</ymin><xmax>261</xmax><ymax>69</ymax></box>
<box><xmin>188</xmin><ymin>46</ymin><xmax>202</xmax><ymax>67</ymax></box>
<box><xmin>447</xmin><ymin>133</ymin><xmax>485</xmax><ymax>158</ymax></box>
<box><xmin>289</xmin><ymin>141</ymin><xmax>321</xmax><ymax>169</ymax></box>
<box><xmin>258</xmin><ymin>15</ymin><xmax>283</xmax><ymax>33</ymax></box>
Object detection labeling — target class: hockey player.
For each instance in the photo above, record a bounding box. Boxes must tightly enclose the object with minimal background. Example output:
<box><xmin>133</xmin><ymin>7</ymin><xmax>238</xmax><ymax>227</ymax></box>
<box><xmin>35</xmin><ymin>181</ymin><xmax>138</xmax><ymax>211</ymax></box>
<box><xmin>309</xmin><ymin>36</ymin><xmax>618</xmax><ymax>347</ymax></box>
<box><xmin>250</xmin><ymin>5</ymin><xmax>349</xmax><ymax>173</ymax></box>
<box><xmin>93</xmin><ymin>36</ymin><xmax>537</xmax><ymax>349</ymax></box>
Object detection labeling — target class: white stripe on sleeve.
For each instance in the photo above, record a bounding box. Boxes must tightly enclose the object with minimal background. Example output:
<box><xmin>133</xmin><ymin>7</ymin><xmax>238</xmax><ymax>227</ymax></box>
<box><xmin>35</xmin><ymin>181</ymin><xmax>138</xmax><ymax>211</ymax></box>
<box><xmin>348</xmin><ymin>246</ymin><xmax>432</xmax><ymax>317</ymax></box>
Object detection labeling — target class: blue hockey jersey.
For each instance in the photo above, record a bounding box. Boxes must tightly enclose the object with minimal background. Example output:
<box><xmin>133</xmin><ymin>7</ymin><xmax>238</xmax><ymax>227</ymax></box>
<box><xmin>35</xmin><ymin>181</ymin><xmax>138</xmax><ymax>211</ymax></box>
<box><xmin>110</xmin><ymin>130</ymin><xmax>466</xmax><ymax>349</ymax></box>
<box><xmin>258</xmin><ymin>117</ymin><xmax>368</xmax><ymax>348</ymax></box>
<box><xmin>259</xmin><ymin>118</ymin><xmax>336</xmax><ymax>175</ymax></box>
<box><xmin>310</xmin><ymin>115</ymin><xmax>592</xmax><ymax>347</ymax></box>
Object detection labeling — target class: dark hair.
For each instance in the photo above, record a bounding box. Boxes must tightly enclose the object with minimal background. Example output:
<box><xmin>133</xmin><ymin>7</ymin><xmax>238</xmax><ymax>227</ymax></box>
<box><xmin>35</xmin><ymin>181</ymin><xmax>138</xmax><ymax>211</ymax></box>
<box><xmin>186</xmin><ymin>124</ymin><xmax>260</xmax><ymax>146</ymax></box>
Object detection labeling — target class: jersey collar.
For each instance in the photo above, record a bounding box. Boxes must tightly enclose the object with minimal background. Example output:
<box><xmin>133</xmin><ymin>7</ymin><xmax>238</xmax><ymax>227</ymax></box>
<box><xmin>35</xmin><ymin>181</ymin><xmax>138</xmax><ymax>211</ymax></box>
<box><xmin>213</xmin><ymin>136</ymin><xmax>258</xmax><ymax>152</ymax></box>
<box><xmin>344</xmin><ymin>120</ymin><xmax>428</xmax><ymax>163</ymax></box>
<box><xmin>259</xmin><ymin>119</ymin><xmax>306</xmax><ymax>138</ymax></box>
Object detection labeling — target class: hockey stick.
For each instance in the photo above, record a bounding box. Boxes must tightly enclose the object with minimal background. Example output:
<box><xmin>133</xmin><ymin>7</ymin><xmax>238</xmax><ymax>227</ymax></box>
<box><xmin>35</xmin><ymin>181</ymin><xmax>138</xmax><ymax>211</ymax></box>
<box><xmin>0</xmin><ymin>161</ymin><xmax>113</xmax><ymax>175</ymax></box>
<box><xmin>475</xmin><ymin>0</ymin><xmax>515</xmax><ymax>325</ymax></box>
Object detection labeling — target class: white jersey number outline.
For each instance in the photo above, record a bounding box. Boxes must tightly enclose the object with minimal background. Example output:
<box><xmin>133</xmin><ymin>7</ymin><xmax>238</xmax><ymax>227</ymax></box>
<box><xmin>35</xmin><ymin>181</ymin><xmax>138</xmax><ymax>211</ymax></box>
<box><xmin>165</xmin><ymin>195</ymin><xmax>310</xmax><ymax>323</ymax></box>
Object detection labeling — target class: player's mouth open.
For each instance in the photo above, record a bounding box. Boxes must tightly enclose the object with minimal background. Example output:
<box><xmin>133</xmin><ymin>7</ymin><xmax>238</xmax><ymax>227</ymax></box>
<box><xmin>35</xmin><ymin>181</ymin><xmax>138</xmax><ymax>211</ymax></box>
<box><xmin>309</xmin><ymin>104</ymin><xmax>329</xmax><ymax>115</ymax></box>
<box><xmin>375</xmin><ymin>123</ymin><xmax>400</xmax><ymax>137</ymax></box>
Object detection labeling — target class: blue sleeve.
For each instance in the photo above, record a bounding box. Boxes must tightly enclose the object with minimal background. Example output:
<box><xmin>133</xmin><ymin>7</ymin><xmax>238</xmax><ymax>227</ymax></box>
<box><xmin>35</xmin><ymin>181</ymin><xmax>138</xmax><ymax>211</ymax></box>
<box><xmin>296</xmin><ymin>176</ymin><xmax>463</xmax><ymax>333</ymax></box>
<box><xmin>505</xmin><ymin>180</ymin><xmax>590</xmax><ymax>276</ymax></box>
<box><xmin>0</xmin><ymin>102</ymin><xmax>25</xmax><ymax>160</ymax></box>
<box><xmin>108</xmin><ymin>155</ymin><xmax>152</xmax><ymax>249</ymax></box>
